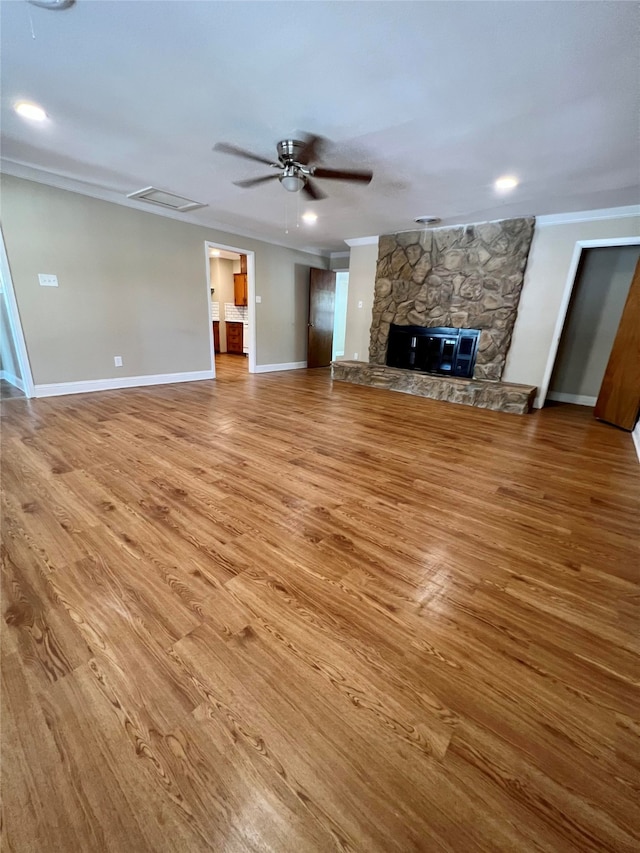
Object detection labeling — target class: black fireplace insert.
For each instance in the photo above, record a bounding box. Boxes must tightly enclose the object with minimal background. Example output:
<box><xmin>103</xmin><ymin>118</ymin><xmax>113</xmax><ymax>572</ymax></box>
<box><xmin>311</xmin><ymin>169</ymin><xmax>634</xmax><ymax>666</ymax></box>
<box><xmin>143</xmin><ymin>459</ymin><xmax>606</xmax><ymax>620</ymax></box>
<box><xmin>386</xmin><ymin>324</ymin><xmax>480</xmax><ymax>378</ymax></box>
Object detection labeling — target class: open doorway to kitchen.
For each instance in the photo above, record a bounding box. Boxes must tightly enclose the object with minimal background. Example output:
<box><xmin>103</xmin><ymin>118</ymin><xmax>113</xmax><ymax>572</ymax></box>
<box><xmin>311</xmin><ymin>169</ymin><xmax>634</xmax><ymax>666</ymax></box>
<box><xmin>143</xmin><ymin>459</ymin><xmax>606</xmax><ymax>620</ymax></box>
<box><xmin>205</xmin><ymin>242</ymin><xmax>256</xmax><ymax>378</ymax></box>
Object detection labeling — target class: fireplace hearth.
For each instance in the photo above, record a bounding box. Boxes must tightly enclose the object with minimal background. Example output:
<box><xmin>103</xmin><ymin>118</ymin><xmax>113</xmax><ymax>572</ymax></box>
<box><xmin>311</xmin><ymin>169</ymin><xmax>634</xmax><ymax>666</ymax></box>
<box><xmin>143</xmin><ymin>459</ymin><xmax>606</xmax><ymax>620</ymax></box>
<box><xmin>386</xmin><ymin>324</ymin><xmax>480</xmax><ymax>379</ymax></box>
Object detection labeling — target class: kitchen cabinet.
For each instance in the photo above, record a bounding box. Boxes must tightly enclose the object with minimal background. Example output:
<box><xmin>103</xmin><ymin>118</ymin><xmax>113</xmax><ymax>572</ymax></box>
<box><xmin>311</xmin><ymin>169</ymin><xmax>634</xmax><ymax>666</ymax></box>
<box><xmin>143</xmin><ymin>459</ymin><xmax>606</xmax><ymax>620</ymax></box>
<box><xmin>212</xmin><ymin>321</ymin><xmax>220</xmax><ymax>353</ymax></box>
<box><xmin>234</xmin><ymin>273</ymin><xmax>248</xmax><ymax>307</ymax></box>
<box><xmin>226</xmin><ymin>321</ymin><xmax>244</xmax><ymax>355</ymax></box>
<box><xmin>240</xmin><ymin>254</ymin><xmax>247</xmax><ymax>274</ymax></box>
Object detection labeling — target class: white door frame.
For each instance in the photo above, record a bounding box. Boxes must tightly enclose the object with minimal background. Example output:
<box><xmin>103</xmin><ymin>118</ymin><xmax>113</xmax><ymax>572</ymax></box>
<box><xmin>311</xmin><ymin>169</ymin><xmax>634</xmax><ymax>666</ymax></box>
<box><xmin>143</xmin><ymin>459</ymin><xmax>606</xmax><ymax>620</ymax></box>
<box><xmin>538</xmin><ymin>236</ymin><xmax>640</xmax><ymax>408</ymax></box>
<box><xmin>0</xmin><ymin>226</ymin><xmax>35</xmax><ymax>397</ymax></box>
<box><xmin>204</xmin><ymin>241</ymin><xmax>256</xmax><ymax>375</ymax></box>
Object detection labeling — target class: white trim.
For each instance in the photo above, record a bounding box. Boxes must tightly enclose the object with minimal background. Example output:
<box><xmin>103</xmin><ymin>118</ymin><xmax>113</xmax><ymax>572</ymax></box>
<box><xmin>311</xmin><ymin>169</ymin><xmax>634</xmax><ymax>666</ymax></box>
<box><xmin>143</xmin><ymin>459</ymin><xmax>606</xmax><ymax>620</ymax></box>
<box><xmin>0</xmin><ymin>161</ymin><xmax>329</xmax><ymax>258</ymax></box>
<box><xmin>33</xmin><ymin>370</ymin><xmax>214</xmax><ymax>398</ymax></box>
<box><xmin>204</xmin><ymin>245</ymin><xmax>217</xmax><ymax>378</ymax></box>
<box><xmin>0</xmin><ymin>227</ymin><xmax>35</xmax><ymax>397</ymax></box>
<box><xmin>536</xmin><ymin>205</ymin><xmax>640</xmax><ymax>227</ymax></box>
<box><xmin>253</xmin><ymin>361</ymin><xmax>307</xmax><ymax>373</ymax></box>
<box><xmin>537</xmin><ymin>236</ymin><xmax>640</xmax><ymax>408</ymax></box>
<box><xmin>205</xmin><ymin>241</ymin><xmax>256</xmax><ymax>373</ymax></box>
<box><xmin>344</xmin><ymin>236</ymin><xmax>379</xmax><ymax>247</ymax></box>
<box><xmin>632</xmin><ymin>422</ymin><xmax>640</xmax><ymax>464</ymax></box>
<box><xmin>0</xmin><ymin>369</ymin><xmax>25</xmax><ymax>392</ymax></box>
<box><xmin>546</xmin><ymin>391</ymin><xmax>597</xmax><ymax>407</ymax></box>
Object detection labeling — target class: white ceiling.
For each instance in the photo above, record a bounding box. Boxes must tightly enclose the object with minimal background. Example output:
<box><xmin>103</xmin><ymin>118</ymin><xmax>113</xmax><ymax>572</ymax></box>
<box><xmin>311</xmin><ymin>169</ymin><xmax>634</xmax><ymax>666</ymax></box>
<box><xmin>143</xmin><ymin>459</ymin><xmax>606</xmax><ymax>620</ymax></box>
<box><xmin>2</xmin><ymin>1</ymin><xmax>638</xmax><ymax>254</ymax></box>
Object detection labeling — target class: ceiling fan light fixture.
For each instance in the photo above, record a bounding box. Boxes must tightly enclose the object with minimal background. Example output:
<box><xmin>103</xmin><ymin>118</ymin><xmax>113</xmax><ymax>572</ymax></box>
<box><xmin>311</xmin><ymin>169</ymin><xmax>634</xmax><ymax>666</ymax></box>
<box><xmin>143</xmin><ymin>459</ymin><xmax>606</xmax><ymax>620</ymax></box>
<box><xmin>280</xmin><ymin>174</ymin><xmax>304</xmax><ymax>193</ymax></box>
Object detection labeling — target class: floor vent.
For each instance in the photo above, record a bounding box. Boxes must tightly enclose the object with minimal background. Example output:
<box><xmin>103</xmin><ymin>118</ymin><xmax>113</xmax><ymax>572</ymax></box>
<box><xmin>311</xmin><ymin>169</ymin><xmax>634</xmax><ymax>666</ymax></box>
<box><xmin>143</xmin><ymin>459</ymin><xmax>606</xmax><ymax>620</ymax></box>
<box><xmin>126</xmin><ymin>187</ymin><xmax>207</xmax><ymax>212</ymax></box>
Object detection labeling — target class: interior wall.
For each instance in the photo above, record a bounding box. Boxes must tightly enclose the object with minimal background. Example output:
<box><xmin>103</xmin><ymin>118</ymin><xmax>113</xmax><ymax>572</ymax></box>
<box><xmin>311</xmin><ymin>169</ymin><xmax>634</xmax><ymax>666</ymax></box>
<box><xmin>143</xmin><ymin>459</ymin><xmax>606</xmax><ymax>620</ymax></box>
<box><xmin>548</xmin><ymin>245</ymin><xmax>639</xmax><ymax>402</ymax></box>
<box><xmin>209</xmin><ymin>257</ymin><xmax>235</xmax><ymax>352</ymax></box>
<box><xmin>341</xmin><ymin>242</ymin><xmax>378</xmax><ymax>361</ymax></box>
<box><xmin>0</xmin><ymin>175</ymin><xmax>327</xmax><ymax>384</ymax></box>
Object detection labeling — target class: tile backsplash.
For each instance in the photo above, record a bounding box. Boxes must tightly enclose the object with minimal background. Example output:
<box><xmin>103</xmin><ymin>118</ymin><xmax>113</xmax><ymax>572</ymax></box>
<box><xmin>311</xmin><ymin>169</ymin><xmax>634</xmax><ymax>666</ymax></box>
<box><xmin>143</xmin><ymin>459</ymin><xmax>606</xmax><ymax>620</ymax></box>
<box><xmin>211</xmin><ymin>301</ymin><xmax>220</xmax><ymax>321</ymax></box>
<box><xmin>224</xmin><ymin>303</ymin><xmax>248</xmax><ymax>322</ymax></box>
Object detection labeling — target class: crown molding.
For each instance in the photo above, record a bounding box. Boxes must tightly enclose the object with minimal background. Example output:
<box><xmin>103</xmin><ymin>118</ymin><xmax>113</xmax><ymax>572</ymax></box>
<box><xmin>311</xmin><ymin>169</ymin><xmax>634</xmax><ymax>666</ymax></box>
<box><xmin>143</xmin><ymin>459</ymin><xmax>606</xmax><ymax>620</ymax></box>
<box><xmin>344</xmin><ymin>236</ymin><xmax>379</xmax><ymax>247</ymax></box>
<box><xmin>536</xmin><ymin>205</ymin><xmax>640</xmax><ymax>226</ymax></box>
<box><xmin>0</xmin><ymin>159</ymin><xmax>329</xmax><ymax>258</ymax></box>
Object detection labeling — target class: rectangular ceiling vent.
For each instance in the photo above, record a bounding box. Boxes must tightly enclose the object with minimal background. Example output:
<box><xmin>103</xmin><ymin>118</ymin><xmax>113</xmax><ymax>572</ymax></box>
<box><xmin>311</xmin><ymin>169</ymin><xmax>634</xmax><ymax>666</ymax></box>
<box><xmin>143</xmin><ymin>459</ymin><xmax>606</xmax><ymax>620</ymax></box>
<box><xmin>126</xmin><ymin>187</ymin><xmax>207</xmax><ymax>212</ymax></box>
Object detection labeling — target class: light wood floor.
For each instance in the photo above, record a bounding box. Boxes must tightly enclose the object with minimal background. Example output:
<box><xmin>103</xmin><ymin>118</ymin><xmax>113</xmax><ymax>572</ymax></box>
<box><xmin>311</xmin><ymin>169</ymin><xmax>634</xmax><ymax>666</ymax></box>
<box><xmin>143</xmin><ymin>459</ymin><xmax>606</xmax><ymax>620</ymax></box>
<box><xmin>2</xmin><ymin>359</ymin><xmax>639</xmax><ymax>852</ymax></box>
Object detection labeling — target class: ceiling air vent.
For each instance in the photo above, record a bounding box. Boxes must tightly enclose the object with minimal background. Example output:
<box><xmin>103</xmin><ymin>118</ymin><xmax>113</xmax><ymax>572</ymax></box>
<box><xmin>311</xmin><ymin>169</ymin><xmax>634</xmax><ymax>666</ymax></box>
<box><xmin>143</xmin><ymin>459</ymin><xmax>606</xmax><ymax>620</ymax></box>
<box><xmin>126</xmin><ymin>187</ymin><xmax>207</xmax><ymax>212</ymax></box>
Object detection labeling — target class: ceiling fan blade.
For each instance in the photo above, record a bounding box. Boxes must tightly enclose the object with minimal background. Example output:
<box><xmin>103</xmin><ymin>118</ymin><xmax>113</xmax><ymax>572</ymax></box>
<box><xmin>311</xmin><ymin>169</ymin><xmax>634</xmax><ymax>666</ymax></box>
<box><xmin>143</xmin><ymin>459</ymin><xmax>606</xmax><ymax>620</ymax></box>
<box><xmin>213</xmin><ymin>142</ymin><xmax>276</xmax><ymax>167</ymax></box>
<box><xmin>297</xmin><ymin>133</ymin><xmax>325</xmax><ymax>165</ymax></box>
<box><xmin>313</xmin><ymin>167</ymin><xmax>373</xmax><ymax>184</ymax></box>
<box><xmin>233</xmin><ymin>174</ymin><xmax>280</xmax><ymax>188</ymax></box>
<box><xmin>302</xmin><ymin>178</ymin><xmax>327</xmax><ymax>201</ymax></box>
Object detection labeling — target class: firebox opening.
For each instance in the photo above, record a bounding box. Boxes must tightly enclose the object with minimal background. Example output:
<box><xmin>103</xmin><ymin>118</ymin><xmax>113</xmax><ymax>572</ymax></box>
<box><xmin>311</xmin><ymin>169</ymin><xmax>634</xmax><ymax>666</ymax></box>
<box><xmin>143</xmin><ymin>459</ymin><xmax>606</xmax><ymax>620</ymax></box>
<box><xmin>386</xmin><ymin>324</ymin><xmax>480</xmax><ymax>379</ymax></box>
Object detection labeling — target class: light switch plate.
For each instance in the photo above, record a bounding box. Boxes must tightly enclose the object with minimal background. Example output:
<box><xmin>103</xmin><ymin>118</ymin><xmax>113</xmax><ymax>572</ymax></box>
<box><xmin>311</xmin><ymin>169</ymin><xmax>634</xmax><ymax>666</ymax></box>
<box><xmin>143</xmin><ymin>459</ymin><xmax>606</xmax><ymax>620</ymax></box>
<box><xmin>38</xmin><ymin>274</ymin><xmax>58</xmax><ymax>287</ymax></box>
<box><xmin>358</xmin><ymin>300</ymin><xmax>363</xmax><ymax>308</ymax></box>
<box><xmin>255</xmin><ymin>295</ymin><xmax>262</xmax><ymax>303</ymax></box>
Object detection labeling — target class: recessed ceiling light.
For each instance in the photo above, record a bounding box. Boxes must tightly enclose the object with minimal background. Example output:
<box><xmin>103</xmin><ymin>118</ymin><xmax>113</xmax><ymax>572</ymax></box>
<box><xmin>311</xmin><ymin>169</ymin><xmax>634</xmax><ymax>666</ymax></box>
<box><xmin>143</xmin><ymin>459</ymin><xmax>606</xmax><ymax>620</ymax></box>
<box><xmin>495</xmin><ymin>175</ymin><xmax>519</xmax><ymax>191</ymax></box>
<box><xmin>302</xmin><ymin>212</ymin><xmax>318</xmax><ymax>225</ymax></box>
<box><xmin>14</xmin><ymin>101</ymin><xmax>47</xmax><ymax>122</ymax></box>
<box><xmin>414</xmin><ymin>216</ymin><xmax>441</xmax><ymax>225</ymax></box>
<box><xmin>210</xmin><ymin>249</ymin><xmax>221</xmax><ymax>257</ymax></box>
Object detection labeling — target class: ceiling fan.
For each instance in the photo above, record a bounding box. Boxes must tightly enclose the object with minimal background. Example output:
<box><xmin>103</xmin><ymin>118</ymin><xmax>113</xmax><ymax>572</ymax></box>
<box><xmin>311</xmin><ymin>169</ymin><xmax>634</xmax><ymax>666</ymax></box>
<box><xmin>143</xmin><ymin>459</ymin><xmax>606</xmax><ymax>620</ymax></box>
<box><xmin>213</xmin><ymin>134</ymin><xmax>373</xmax><ymax>200</ymax></box>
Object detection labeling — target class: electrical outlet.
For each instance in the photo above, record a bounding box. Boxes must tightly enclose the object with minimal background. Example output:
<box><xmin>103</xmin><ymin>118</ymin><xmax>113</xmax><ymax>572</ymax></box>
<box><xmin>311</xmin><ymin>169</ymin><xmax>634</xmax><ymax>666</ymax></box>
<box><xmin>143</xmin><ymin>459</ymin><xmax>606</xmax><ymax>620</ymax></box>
<box><xmin>114</xmin><ymin>356</ymin><xmax>123</xmax><ymax>367</ymax></box>
<box><xmin>354</xmin><ymin>352</ymin><xmax>358</xmax><ymax>360</ymax></box>
<box><xmin>358</xmin><ymin>300</ymin><xmax>363</xmax><ymax>308</ymax></box>
<box><xmin>38</xmin><ymin>274</ymin><xmax>58</xmax><ymax>287</ymax></box>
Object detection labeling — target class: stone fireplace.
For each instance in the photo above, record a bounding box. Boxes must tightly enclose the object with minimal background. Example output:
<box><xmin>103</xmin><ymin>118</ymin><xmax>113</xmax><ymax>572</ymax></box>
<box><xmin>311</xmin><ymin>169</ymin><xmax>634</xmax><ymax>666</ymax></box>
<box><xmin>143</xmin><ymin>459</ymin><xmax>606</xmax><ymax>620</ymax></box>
<box><xmin>332</xmin><ymin>216</ymin><xmax>539</xmax><ymax>415</ymax></box>
<box><xmin>370</xmin><ymin>216</ymin><xmax>535</xmax><ymax>380</ymax></box>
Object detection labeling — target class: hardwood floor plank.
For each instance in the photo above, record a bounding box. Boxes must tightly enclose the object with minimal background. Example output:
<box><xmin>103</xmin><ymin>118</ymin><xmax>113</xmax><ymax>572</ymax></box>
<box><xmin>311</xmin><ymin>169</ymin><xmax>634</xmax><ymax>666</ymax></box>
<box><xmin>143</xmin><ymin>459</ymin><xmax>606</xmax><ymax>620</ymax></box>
<box><xmin>1</xmin><ymin>360</ymin><xmax>638</xmax><ymax>851</ymax></box>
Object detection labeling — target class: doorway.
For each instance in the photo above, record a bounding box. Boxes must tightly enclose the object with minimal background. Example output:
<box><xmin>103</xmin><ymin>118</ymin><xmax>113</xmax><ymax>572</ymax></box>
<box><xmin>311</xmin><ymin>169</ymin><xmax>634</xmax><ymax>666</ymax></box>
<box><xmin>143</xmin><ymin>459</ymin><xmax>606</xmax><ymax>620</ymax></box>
<box><xmin>547</xmin><ymin>245</ymin><xmax>640</xmax><ymax>408</ymax></box>
<box><xmin>332</xmin><ymin>271</ymin><xmax>349</xmax><ymax>360</ymax></box>
<box><xmin>0</xmin><ymin>226</ymin><xmax>34</xmax><ymax>398</ymax></box>
<box><xmin>205</xmin><ymin>242</ymin><xmax>255</xmax><ymax>377</ymax></box>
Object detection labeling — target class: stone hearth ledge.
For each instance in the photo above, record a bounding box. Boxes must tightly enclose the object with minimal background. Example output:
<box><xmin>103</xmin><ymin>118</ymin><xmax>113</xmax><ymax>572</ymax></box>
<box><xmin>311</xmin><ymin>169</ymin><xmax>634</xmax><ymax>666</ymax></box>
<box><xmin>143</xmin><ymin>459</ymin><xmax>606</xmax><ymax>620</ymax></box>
<box><xmin>331</xmin><ymin>361</ymin><xmax>536</xmax><ymax>415</ymax></box>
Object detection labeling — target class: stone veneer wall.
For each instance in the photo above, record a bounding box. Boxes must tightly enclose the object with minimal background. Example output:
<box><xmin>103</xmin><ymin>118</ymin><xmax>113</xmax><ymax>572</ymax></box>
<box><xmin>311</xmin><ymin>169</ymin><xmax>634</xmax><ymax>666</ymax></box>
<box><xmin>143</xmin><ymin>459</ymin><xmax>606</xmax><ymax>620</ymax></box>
<box><xmin>370</xmin><ymin>217</ymin><xmax>535</xmax><ymax>380</ymax></box>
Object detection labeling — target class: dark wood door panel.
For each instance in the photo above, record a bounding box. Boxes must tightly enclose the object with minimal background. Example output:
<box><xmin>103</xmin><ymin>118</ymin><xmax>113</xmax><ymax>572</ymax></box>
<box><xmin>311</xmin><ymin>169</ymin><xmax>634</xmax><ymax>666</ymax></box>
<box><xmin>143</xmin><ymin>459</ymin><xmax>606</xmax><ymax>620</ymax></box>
<box><xmin>308</xmin><ymin>268</ymin><xmax>336</xmax><ymax>368</ymax></box>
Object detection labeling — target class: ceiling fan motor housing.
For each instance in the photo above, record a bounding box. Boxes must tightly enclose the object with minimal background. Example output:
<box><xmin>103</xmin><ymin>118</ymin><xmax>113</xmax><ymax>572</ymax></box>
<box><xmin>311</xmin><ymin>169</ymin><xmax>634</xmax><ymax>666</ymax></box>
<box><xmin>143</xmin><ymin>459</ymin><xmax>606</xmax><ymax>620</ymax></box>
<box><xmin>277</xmin><ymin>139</ymin><xmax>306</xmax><ymax>164</ymax></box>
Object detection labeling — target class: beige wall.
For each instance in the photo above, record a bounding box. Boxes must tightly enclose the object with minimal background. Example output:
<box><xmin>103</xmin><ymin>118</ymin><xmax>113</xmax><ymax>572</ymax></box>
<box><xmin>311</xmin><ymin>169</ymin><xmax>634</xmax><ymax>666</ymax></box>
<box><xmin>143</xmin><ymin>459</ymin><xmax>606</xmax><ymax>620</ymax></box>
<box><xmin>548</xmin><ymin>245</ymin><xmax>639</xmax><ymax>400</ymax></box>
<box><xmin>503</xmin><ymin>214</ymin><xmax>639</xmax><ymax>399</ymax></box>
<box><xmin>341</xmin><ymin>241</ymin><xmax>378</xmax><ymax>361</ymax></box>
<box><xmin>0</xmin><ymin>175</ymin><xmax>327</xmax><ymax>385</ymax></box>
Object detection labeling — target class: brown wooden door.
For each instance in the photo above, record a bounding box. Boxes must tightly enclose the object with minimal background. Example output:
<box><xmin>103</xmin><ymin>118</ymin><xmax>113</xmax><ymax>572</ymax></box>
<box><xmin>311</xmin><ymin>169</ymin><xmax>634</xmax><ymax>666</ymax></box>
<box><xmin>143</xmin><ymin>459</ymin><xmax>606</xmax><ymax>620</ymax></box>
<box><xmin>308</xmin><ymin>269</ymin><xmax>336</xmax><ymax>368</ymax></box>
<box><xmin>594</xmin><ymin>259</ymin><xmax>640</xmax><ymax>430</ymax></box>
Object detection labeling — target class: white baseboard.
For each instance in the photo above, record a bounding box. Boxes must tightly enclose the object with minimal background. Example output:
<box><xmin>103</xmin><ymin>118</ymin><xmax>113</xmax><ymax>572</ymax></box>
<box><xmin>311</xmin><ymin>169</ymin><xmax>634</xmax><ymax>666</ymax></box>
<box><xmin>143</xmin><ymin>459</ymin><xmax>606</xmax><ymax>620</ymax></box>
<box><xmin>253</xmin><ymin>361</ymin><xmax>307</xmax><ymax>374</ymax></box>
<box><xmin>34</xmin><ymin>369</ymin><xmax>214</xmax><ymax>398</ymax></box>
<box><xmin>0</xmin><ymin>369</ymin><xmax>25</xmax><ymax>392</ymax></box>
<box><xmin>547</xmin><ymin>391</ymin><xmax>597</xmax><ymax>407</ymax></box>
